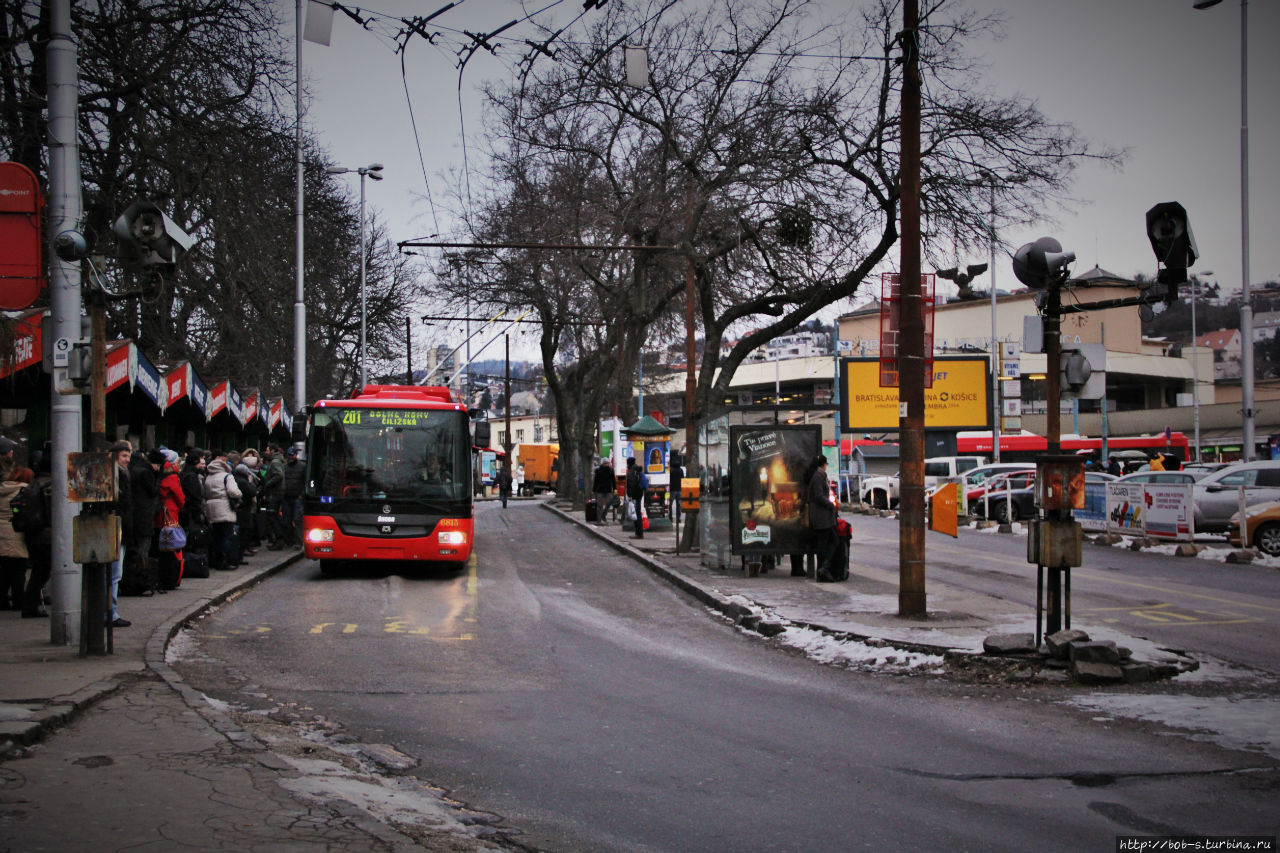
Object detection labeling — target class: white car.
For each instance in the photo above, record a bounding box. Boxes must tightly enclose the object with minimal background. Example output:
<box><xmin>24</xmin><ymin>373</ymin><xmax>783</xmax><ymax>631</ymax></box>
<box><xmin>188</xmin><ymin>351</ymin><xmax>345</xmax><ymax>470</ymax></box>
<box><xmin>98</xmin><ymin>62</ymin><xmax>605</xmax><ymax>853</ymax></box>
<box><xmin>860</xmin><ymin>456</ymin><xmax>984</xmax><ymax>508</ymax></box>
<box><xmin>1193</xmin><ymin>461</ymin><xmax>1280</xmax><ymax>533</ymax></box>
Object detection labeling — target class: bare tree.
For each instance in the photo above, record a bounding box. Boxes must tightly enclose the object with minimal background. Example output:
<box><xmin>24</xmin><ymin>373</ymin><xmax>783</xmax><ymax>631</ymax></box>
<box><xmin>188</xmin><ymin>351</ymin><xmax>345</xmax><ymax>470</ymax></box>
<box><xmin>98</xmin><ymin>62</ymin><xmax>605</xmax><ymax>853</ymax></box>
<box><xmin>0</xmin><ymin>0</ymin><xmax>408</xmax><ymax>404</ymax></box>
<box><xmin>441</xmin><ymin>0</ymin><xmax>1119</xmax><ymax>496</ymax></box>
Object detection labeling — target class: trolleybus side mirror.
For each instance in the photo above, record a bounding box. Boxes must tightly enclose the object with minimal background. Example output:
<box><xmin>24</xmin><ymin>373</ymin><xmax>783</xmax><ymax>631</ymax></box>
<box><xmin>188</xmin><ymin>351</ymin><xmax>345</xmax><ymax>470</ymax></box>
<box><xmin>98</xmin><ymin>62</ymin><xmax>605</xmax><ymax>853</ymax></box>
<box><xmin>473</xmin><ymin>421</ymin><xmax>491</xmax><ymax>447</ymax></box>
<box><xmin>292</xmin><ymin>408</ymin><xmax>308</xmax><ymax>443</ymax></box>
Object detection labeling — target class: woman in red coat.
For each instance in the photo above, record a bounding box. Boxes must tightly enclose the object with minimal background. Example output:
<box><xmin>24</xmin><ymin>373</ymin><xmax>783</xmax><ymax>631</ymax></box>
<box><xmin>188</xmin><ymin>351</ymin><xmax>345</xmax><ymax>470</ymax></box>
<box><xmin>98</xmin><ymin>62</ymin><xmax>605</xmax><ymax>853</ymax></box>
<box><xmin>153</xmin><ymin>450</ymin><xmax>186</xmax><ymax>589</ymax></box>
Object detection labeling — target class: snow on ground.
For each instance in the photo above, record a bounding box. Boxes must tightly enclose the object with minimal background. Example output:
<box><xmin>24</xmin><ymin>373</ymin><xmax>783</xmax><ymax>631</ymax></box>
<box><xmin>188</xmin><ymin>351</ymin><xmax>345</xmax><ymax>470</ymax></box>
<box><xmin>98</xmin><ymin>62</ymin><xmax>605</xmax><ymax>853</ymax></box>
<box><xmin>776</xmin><ymin>625</ymin><xmax>947</xmax><ymax>673</ymax></box>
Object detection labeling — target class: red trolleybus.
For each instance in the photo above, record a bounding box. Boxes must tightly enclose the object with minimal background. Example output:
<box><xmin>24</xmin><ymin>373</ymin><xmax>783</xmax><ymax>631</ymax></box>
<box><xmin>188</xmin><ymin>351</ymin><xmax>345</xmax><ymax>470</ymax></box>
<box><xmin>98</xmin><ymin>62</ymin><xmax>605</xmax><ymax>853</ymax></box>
<box><xmin>298</xmin><ymin>385</ymin><xmax>478</xmax><ymax>573</ymax></box>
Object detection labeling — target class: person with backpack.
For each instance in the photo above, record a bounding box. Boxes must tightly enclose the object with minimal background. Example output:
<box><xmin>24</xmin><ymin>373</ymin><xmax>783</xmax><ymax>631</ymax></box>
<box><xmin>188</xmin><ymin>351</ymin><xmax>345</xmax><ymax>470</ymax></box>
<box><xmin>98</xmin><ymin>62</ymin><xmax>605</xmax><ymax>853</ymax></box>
<box><xmin>0</xmin><ymin>466</ymin><xmax>33</xmax><ymax>611</ymax></box>
<box><xmin>203</xmin><ymin>450</ymin><xmax>243</xmax><ymax>571</ymax></box>
<box><xmin>626</xmin><ymin>457</ymin><xmax>647</xmax><ymax>539</ymax></box>
<box><xmin>17</xmin><ymin>453</ymin><xmax>53</xmax><ymax>617</ymax></box>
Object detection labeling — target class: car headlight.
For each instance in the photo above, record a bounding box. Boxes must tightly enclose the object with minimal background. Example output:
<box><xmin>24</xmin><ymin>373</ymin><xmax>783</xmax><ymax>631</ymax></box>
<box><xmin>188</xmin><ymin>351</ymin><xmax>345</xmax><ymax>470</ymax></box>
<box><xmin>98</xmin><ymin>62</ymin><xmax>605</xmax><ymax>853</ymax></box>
<box><xmin>305</xmin><ymin>528</ymin><xmax>335</xmax><ymax>543</ymax></box>
<box><xmin>438</xmin><ymin>530</ymin><xmax>467</xmax><ymax>546</ymax></box>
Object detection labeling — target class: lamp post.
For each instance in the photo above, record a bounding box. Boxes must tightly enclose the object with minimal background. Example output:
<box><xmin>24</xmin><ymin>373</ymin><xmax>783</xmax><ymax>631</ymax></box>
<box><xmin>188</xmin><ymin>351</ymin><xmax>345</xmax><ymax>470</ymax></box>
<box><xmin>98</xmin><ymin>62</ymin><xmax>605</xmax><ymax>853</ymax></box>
<box><xmin>1193</xmin><ymin>0</ymin><xmax>1252</xmax><ymax>460</ymax></box>
<box><xmin>970</xmin><ymin>171</ymin><xmax>1025</xmax><ymax>462</ymax></box>
<box><xmin>1191</xmin><ymin>272</ymin><xmax>1211</xmax><ymax>463</ymax></box>
<box><xmin>326</xmin><ymin>162</ymin><xmax>384</xmax><ymax>388</ymax></box>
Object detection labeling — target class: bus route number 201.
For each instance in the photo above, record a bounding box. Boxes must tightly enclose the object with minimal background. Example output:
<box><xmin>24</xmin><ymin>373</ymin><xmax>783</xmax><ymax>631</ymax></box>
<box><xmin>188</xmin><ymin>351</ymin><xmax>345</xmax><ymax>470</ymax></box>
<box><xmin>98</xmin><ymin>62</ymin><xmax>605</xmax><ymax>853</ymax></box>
<box><xmin>342</xmin><ymin>411</ymin><xmax>362</xmax><ymax>425</ymax></box>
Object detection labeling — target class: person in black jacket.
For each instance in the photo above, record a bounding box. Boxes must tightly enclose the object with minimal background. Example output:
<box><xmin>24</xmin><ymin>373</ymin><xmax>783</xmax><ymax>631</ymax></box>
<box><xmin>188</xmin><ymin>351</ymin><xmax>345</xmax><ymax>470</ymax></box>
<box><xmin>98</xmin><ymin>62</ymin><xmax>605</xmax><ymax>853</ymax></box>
<box><xmin>806</xmin><ymin>455</ymin><xmax>838</xmax><ymax>582</ymax></box>
<box><xmin>129</xmin><ymin>449</ymin><xmax>160</xmax><ymax>555</ymax></box>
<box><xmin>179</xmin><ymin>449</ymin><xmax>206</xmax><ymax>526</ymax></box>
<box><xmin>280</xmin><ymin>446</ymin><xmax>305</xmax><ymax>548</ymax></box>
<box><xmin>591</xmin><ymin>459</ymin><xmax>615</xmax><ymax>525</ymax></box>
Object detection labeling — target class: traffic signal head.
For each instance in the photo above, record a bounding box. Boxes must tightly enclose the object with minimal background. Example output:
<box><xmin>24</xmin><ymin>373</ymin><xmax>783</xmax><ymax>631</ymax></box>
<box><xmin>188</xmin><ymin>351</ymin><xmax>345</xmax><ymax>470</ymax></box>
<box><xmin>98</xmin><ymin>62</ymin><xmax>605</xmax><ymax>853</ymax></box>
<box><xmin>1145</xmin><ymin>202</ymin><xmax>1198</xmax><ymax>287</ymax></box>
<box><xmin>112</xmin><ymin>201</ymin><xmax>194</xmax><ymax>268</ymax></box>
<box><xmin>1012</xmin><ymin>236</ymin><xmax>1075</xmax><ymax>289</ymax></box>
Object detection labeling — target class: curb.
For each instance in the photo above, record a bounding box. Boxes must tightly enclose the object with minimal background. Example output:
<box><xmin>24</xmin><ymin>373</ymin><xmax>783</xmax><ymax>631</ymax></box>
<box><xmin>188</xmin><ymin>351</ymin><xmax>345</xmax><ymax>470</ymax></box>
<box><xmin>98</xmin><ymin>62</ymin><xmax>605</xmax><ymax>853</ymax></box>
<box><xmin>1</xmin><ymin>552</ymin><xmax>303</xmax><ymax>755</ymax></box>
<box><xmin>542</xmin><ymin>502</ymin><xmax>968</xmax><ymax>658</ymax></box>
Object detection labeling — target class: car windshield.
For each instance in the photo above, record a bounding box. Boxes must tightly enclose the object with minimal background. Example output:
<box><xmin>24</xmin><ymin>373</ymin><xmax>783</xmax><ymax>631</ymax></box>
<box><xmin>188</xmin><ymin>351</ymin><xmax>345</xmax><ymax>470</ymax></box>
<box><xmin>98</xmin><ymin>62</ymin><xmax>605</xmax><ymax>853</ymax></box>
<box><xmin>306</xmin><ymin>407</ymin><xmax>472</xmax><ymax>505</ymax></box>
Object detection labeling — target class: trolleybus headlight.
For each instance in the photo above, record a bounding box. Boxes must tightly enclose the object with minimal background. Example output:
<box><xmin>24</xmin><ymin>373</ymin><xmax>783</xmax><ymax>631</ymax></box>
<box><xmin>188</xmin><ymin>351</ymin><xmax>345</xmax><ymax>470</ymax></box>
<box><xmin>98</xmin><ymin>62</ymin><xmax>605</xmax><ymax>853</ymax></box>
<box><xmin>306</xmin><ymin>527</ymin><xmax>335</xmax><ymax>544</ymax></box>
<box><xmin>438</xmin><ymin>530</ymin><xmax>467</xmax><ymax>546</ymax></box>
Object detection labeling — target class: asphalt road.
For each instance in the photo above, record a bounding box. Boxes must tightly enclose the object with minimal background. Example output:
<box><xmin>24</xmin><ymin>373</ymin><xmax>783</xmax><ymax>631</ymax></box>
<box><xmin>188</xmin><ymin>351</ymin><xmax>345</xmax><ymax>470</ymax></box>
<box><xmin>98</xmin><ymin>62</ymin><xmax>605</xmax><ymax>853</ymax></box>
<box><xmin>175</xmin><ymin>502</ymin><xmax>1279</xmax><ymax>851</ymax></box>
<box><xmin>847</xmin><ymin>514</ymin><xmax>1280</xmax><ymax>673</ymax></box>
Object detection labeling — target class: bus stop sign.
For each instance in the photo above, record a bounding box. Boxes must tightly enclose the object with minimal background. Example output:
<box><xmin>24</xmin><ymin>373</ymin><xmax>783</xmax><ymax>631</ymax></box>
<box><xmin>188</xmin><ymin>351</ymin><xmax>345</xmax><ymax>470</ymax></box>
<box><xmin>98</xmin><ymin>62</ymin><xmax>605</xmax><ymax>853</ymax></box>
<box><xmin>0</xmin><ymin>161</ymin><xmax>45</xmax><ymax>310</ymax></box>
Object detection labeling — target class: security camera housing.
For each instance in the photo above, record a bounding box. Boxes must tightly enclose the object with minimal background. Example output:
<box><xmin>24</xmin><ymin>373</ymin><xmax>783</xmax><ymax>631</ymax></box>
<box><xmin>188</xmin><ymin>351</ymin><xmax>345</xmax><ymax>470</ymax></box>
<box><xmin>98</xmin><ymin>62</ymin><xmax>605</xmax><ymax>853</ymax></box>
<box><xmin>112</xmin><ymin>201</ymin><xmax>195</xmax><ymax>268</ymax></box>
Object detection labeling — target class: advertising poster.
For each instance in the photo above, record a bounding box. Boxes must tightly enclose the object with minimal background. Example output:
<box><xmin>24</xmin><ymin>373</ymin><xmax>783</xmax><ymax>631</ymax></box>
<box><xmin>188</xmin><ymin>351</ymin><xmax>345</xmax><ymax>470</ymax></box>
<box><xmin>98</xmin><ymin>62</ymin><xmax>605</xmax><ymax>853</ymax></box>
<box><xmin>1105</xmin><ymin>482</ymin><xmax>1194</xmax><ymax>540</ymax></box>
<box><xmin>729</xmin><ymin>425</ymin><xmax>821</xmax><ymax>556</ymax></box>
<box><xmin>839</xmin><ymin>356</ymin><xmax>990</xmax><ymax>432</ymax></box>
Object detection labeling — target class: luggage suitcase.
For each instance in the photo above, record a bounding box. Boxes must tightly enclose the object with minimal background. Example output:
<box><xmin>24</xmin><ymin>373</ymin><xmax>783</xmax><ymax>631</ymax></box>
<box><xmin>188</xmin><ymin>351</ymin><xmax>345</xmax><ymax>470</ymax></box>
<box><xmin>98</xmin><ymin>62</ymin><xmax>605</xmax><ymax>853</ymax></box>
<box><xmin>119</xmin><ymin>550</ymin><xmax>157</xmax><ymax>596</ymax></box>
<box><xmin>183</xmin><ymin>551</ymin><xmax>210</xmax><ymax>579</ymax></box>
<box><xmin>185</xmin><ymin>523</ymin><xmax>212</xmax><ymax>552</ymax></box>
<box><xmin>158</xmin><ymin>552</ymin><xmax>183</xmax><ymax>590</ymax></box>
<box><xmin>585</xmin><ymin>499</ymin><xmax>598</xmax><ymax>522</ymax></box>
<box><xmin>824</xmin><ymin>538</ymin><xmax>850</xmax><ymax>582</ymax></box>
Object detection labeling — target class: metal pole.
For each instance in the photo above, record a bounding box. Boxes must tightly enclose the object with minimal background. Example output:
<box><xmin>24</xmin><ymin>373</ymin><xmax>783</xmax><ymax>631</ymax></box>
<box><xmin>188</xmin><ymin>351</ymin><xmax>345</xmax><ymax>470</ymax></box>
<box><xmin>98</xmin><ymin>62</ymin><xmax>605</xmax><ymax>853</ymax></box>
<box><xmin>989</xmin><ymin>183</ymin><xmax>1001</xmax><ymax>463</ymax></box>
<box><xmin>47</xmin><ymin>0</ymin><xmax>84</xmax><ymax>645</ymax></box>
<box><xmin>359</xmin><ymin>169</ymin><xmax>367</xmax><ymax>388</ymax></box>
<box><xmin>1238</xmin><ymin>0</ymin><xmax>1254</xmax><ymax>461</ymax></box>
<box><xmin>294</xmin><ymin>0</ymin><xmax>307</xmax><ymax>412</ymax></box>
<box><xmin>898</xmin><ymin>0</ymin><xmax>926</xmax><ymax>617</ymax></box>
<box><xmin>1192</xmin><ymin>284</ymin><xmax>1201</xmax><ymax>461</ymax></box>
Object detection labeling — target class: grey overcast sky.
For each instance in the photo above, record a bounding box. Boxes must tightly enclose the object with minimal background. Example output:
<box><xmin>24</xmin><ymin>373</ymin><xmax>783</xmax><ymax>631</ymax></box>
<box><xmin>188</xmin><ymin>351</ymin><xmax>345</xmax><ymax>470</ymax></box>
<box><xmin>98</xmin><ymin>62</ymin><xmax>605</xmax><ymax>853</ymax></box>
<box><xmin>296</xmin><ymin>0</ymin><xmax>1279</xmax><ymax>333</ymax></box>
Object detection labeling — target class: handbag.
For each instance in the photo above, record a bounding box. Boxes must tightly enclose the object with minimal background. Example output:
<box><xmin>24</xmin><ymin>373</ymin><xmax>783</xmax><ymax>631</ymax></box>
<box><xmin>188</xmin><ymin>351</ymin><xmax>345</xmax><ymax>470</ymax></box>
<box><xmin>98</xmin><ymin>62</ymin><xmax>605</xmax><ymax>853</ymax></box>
<box><xmin>159</xmin><ymin>510</ymin><xmax>187</xmax><ymax>552</ymax></box>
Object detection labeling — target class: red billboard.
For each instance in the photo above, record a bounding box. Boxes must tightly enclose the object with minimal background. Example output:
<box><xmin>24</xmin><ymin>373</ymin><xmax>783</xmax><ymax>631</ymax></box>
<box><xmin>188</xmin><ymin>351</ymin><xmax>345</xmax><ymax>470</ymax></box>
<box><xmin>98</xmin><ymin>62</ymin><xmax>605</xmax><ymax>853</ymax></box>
<box><xmin>0</xmin><ymin>161</ymin><xmax>44</xmax><ymax>310</ymax></box>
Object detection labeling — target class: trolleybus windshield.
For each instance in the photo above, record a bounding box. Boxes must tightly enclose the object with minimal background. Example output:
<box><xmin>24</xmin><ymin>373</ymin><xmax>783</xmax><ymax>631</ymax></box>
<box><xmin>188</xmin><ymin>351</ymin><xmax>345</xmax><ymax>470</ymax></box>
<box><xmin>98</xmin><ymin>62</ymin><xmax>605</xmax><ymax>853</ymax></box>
<box><xmin>307</xmin><ymin>407</ymin><xmax>471</xmax><ymax>508</ymax></box>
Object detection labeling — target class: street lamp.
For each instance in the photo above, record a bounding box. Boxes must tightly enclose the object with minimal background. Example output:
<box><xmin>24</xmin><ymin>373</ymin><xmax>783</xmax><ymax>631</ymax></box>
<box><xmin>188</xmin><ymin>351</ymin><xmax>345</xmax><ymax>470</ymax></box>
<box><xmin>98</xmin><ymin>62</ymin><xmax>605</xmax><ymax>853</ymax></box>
<box><xmin>326</xmin><ymin>162</ymin><xmax>384</xmax><ymax>388</ymax></box>
<box><xmin>1191</xmin><ymin>271</ymin><xmax>1214</xmax><ymax>463</ymax></box>
<box><xmin>1193</xmin><ymin>0</ymin><xmax>1253</xmax><ymax>459</ymax></box>
<box><xmin>969</xmin><ymin>170</ymin><xmax>1026</xmax><ymax>462</ymax></box>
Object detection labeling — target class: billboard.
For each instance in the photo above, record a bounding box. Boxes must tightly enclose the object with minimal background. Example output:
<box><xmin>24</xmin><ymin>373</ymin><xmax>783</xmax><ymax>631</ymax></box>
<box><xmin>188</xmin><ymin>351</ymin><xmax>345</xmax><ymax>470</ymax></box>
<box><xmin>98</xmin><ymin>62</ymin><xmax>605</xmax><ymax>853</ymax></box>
<box><xmin>839</xmin><ymin>356</ymin><xmax>990</xmax><ymax>432</ymax></box>
<box><xmin>728</xmin><ymin>425</ymin><xmax>821</xmax><ymax>556</ymax></box>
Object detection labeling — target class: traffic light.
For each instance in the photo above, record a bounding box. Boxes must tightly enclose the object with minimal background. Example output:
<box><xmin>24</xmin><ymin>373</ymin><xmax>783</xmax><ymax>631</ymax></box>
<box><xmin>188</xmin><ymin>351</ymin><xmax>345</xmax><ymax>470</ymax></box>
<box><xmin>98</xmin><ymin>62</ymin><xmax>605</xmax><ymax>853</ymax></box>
<box><xmin>1012</xmin><ymin>237</ymin><xmax>1075</xmax><ymax>290</ymax></box>
<box><xmin>1145</xmin><ymin>202</ymin><xmax>1198</xmax><ymax>293</ymax></box>
<box><xmin>112</xmin><ymin>201</ymin><xmax>194</xmax><ymax>269</ymax></box>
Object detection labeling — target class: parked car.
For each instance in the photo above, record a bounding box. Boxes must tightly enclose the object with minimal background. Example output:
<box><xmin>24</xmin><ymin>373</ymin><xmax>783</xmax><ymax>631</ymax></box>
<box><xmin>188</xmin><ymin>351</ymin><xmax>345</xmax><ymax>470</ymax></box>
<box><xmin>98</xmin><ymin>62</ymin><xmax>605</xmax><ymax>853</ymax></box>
<box><xmin>966</xmin><ymin>469</ymin><xmax>1035</xmax><ymax>504</ymax></box>
<box><xmin>1116</xmin><ymin>470</ymin><xmax>1201</xmax><ymax>485</ymax></box>
<box><xmin>1182</xmin><ymin>462</ymin><xmax>1230</xmax><ymax>477</ymax></box>
<box><xmin>860</xmin><ymin>455</ymin><xmax>984</xmax><ymax>508</ymax></box>
<box><xmin>975</xmin><ymin>470</ymin><xmax>1114</xmax><ymax>524</ymax></box>
<box><xmin>1228</xmin><ymin>501</ymin><xmax>1280</xmax><ymax>556</ymax></box>
<box><xmin>1193</xmin><ymin>461</ymin><xmax>1280</xmax><ymax>534</ymax></box>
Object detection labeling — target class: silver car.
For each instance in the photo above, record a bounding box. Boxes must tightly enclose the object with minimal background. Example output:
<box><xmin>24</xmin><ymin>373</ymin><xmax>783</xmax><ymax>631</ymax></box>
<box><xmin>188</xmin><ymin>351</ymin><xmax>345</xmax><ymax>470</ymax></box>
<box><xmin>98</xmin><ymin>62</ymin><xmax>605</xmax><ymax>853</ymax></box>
<box><xmin>1193</xmin><ymin>461</ymin><xmax>1280</xmax><ymax>534</ymax></box>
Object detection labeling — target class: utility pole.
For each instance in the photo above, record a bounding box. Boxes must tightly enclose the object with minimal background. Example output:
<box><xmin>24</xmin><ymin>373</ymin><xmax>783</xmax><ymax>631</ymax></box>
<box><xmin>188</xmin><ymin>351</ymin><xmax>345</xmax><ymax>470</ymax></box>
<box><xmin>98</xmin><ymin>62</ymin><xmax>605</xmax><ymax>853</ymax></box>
<box><xmin>47</xmin><ymin>0</ymin><xmax>85</xmax><ymax>645</ymax></box>
<box><xmin>898</xmin><ymin>0</ymin><xmax>927</xmax><ymax>618</ymax></box>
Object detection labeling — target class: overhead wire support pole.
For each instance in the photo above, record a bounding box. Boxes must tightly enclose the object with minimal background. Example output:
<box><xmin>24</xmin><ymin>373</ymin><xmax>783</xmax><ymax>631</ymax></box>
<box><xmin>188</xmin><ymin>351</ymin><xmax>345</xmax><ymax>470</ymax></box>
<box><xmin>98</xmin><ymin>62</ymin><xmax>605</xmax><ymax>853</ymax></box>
<box><xmin>898</xmin><ymin>0</ymin><xmax>927</xmax><ymax>618</ymax></box>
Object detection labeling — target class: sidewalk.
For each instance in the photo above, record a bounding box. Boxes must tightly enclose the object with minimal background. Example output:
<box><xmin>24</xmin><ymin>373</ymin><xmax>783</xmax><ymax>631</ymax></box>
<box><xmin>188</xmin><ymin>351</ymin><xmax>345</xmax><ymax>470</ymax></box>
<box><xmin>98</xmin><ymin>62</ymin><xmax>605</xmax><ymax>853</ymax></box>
<box><xmin>545</xmin><ymin>500</ymin><xmax>1065</xmax><ymax>656</ymax></box>
<box><xmin>0</xmin><ymin>547</ymin><xmax>301</xmax><ymax>748</ymax></box>
<box><xmin>0</xmin><ymin>547</ymin><xmax>445</xmax><ymax>850</ymax></box>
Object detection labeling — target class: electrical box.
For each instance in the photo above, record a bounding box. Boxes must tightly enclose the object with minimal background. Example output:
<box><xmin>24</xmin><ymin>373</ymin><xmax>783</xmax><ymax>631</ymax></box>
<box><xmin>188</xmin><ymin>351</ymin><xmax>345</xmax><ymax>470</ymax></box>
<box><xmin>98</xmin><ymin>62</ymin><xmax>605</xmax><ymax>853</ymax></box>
<box><xmin>73</xmin><ymin>514</ymin><xmax>121</xmax><ymax>564</ymax></box>
<box><xmin>1036</xmin><ymin>455</ymin><xmax>1085</xmax><ymax>512</ymax></box>
<box><xmin>1027</xmin><ymin>518</ymin><xmax>1082</xmax><ymax>567</ymax></box>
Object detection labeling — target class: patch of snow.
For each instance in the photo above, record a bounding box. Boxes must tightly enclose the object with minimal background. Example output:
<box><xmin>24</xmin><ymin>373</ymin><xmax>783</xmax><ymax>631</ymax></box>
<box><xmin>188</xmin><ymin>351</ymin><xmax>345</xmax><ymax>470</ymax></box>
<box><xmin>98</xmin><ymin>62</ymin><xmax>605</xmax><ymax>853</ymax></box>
<box><xmin>777</xmin><ymin>625</ymin><xmax>946</xmax><ymax>673</ymax></box>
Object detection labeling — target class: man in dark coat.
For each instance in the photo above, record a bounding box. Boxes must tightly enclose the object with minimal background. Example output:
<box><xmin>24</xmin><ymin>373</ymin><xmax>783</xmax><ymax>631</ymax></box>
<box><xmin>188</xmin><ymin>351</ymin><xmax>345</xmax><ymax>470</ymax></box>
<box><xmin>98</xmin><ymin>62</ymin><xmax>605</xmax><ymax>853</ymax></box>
<box><xmin>806</xmin><ymin>455</ymin><xmax>838</xmax><ymax>582</ymax></box>
<box><xmin>129</xmin><ymin>450</ymin><xmax>160</xmax><ymax>555</ymax></box>
<box><xmin>591</xmin><ymin>459</ymin><xmax>615</xmax><ymax>525</ymax></box>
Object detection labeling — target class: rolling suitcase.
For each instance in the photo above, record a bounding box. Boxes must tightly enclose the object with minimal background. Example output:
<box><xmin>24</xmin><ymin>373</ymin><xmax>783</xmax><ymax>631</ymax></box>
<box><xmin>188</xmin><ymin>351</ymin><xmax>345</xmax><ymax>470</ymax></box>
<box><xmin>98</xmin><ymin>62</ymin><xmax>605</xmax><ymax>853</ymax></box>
<box><xmin>585</xmin><ymin>499</ymin><xmax>599</xmax><ymax>522</ymax></box>
<box><xmin>183</xmin><ymin>550</ymin><xmax>210</xmax><ymax>579</ymax></box>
